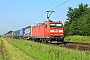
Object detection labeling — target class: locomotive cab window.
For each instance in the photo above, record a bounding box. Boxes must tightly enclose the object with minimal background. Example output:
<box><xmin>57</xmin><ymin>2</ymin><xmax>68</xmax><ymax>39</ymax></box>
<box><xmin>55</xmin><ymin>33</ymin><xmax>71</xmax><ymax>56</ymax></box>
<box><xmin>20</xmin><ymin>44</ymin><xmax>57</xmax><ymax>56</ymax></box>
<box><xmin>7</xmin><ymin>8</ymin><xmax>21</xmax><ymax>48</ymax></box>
<box><xmin>50</xmin><ymin>24</ymin><xmax>62</xmax><ymax>28</ymax></box>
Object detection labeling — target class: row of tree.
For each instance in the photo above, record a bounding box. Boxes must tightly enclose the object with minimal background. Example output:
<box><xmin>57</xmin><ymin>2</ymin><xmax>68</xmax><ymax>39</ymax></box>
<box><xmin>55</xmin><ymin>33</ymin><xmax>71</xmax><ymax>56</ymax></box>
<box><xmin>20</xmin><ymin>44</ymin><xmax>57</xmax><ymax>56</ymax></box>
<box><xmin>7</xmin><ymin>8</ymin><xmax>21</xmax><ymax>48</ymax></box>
<box><xmin>64</xmin><ymin>3</ymin><xmax>90</xmax><ymax>36</ymax></box>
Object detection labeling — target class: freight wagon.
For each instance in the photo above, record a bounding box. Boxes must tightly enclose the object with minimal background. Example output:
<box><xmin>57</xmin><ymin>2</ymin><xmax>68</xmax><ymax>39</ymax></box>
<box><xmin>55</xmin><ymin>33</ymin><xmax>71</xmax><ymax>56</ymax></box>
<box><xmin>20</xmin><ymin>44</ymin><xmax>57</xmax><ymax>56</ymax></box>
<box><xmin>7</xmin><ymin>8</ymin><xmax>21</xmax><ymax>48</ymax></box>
<box><xmin>24</xmin><ymin>26</ymin><xmax>31</xmax><ymax>39</ymax></box>
<box><xmin>24</xmin><ymin>25</ymin><xmax>35</xmax><ymax>39</ymax></box>
<box><xmin>17</xmin><ymin>30</ymin><xmax>20</xmax><ymax>38</ymax></box>
<box><xmin>12</xmin><ymin>28</ymin><xmax>25</xmax><ymax>39</ymax></box>
<box><xmin>13</xmin><ymin>31</ymin><xmax>17</xmax><ymax>38</ymax></box>
<box><xmin>19</xmin><ymin>28</ymin><xmax>25</xmax><ymax>38</ymax></box>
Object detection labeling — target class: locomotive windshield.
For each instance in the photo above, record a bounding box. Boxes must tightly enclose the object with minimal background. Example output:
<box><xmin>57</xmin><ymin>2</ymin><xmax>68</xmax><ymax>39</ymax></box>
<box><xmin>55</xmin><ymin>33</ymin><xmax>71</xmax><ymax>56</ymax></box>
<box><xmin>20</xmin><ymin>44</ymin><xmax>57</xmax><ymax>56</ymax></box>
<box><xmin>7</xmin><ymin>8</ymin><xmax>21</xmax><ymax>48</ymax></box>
<box><xmin>50</xmin><ymin>24</ymin><xmax>62</xmax><ymax>28</ymax></box>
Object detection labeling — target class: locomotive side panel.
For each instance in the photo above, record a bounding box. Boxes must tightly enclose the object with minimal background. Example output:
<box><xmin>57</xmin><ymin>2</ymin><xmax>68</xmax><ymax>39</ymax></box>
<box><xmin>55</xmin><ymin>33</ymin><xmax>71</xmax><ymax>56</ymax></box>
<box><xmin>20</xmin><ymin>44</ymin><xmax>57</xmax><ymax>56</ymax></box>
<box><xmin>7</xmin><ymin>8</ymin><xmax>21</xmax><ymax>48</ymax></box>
<box><xmin>32</xmin><ymin>26</ymin><xmax>36</xmax><ymax>38</ymax></box>
<box><xmin>32</xmin><ymin>23</ymin><xmax>48</xmax><ymax>38</ymax></box>
<box><xmin>39</xmin><ymin>25</ymin><xmax>45</xmax><ymax>37</ymax></box>
<box><xmin>36</xmin><ymin>26</ymin><xmax>40</xmax><ymax>37</ymax></box>
<box><xmin>44</xmin><ymin>22</ymin><xmax>50</xmax><ymax>38</ymax></box>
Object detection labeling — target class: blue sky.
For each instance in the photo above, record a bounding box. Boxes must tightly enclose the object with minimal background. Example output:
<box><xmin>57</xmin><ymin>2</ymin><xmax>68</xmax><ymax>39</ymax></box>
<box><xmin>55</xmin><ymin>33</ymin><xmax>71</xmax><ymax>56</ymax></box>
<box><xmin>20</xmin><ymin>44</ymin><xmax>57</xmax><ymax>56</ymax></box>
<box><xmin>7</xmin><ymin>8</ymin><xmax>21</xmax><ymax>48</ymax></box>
<box><xmin>0</xmin><ymin>0</ymin><xmax>90</xmax><ymax>35</ymax></box>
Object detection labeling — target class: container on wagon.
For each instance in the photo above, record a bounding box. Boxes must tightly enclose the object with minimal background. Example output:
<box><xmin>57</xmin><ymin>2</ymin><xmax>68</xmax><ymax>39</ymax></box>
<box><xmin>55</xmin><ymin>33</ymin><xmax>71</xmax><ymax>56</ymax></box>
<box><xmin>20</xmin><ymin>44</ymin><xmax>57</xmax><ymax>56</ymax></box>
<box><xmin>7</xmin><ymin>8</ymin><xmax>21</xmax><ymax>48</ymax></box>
<box><xmin>17</xmin><ymin>30</ymin><xmax>20</xmax><ymax>37</ymax></box>
<box><xmin>24</xmin><ymin>26</ymin><xmax>31</xmax><ymax>37</ymax></box>
<box><xmin>24</xmin><ymin>25</ymin><xmax>35</xmax><ymax>39</ymax></box>
<box><xmin>19</xmin><ymin>28</ymin><xmax>25</xmax><ymax>37</ymax></box>
<box><xmin>13</xmin><ymin>31</ymin><xmax>17</xmax><ymax>37</ymax></box>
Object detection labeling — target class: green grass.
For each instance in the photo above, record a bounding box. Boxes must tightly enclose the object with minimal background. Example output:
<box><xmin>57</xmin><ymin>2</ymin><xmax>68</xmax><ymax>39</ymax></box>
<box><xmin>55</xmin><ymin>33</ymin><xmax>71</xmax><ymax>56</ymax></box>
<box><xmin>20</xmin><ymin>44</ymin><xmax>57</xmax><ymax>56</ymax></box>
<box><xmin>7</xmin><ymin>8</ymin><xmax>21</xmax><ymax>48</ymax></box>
<box><xmin>4</xmin><ymin>38</ymin><xmax>90</xmax><ymax>60</ymax></box>
<box><xmin>4</xmin><ymin>43</ymin><xmax>35</xmax><ymax>60</ymax></box>
<box><xmin>2</xmin><ymin>38</ymin><xmax>35</xmax><ymax>60</ymax></box>
<box><xmin>65</xmin><ymin>36</ymin><xmax>90</xmax><ymax>43</ymax></box>
<box><xmin>0</xmin><ymin>38</ymin><xmax>4</xmax><ymax>60</ymax></box>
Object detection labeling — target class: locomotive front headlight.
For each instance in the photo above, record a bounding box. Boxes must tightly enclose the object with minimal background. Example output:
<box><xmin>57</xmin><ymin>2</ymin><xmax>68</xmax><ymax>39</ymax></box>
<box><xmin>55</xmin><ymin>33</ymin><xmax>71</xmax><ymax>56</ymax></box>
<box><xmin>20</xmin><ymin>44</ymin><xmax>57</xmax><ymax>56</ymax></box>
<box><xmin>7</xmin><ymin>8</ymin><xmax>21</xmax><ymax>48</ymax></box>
<box><xmin>51</xmin><ymin>34</ymin><xmax>53</xmax><ymax>35</ymax></box>
<box><xmin>60</xmin><ymin>34</ymin><xmax>63</xmax><ymax>35</ymax></box>
<box><xmin>59</xmin><ymin>30</ymin><xmax>63</xmax><ymax>32</ymax></box>
<box><xmin>50</xmin><ymin>30</ymin><xmax>54</xmax><ymax>32</ymax></box>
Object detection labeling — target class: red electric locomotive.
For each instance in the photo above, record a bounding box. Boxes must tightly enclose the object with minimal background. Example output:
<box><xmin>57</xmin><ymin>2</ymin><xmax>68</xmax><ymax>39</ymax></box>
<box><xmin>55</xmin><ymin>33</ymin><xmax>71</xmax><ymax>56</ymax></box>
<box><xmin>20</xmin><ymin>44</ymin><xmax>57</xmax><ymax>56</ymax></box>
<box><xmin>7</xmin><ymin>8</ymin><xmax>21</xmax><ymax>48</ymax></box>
<box><xmin>32</xmin><ymin>20</ymin><xmax>64</xmax><ymax>43</ymax></box>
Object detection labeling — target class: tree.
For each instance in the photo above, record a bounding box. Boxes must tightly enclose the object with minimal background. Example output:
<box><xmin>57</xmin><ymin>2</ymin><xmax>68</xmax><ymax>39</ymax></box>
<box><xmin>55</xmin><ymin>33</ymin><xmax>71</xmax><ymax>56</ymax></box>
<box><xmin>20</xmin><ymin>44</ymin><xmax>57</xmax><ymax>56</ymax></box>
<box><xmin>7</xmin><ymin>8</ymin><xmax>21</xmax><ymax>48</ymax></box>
<box><xmin>64</xmin><ymin>3</ymin><xmax>90</xmax><ymax>36</ymax></box>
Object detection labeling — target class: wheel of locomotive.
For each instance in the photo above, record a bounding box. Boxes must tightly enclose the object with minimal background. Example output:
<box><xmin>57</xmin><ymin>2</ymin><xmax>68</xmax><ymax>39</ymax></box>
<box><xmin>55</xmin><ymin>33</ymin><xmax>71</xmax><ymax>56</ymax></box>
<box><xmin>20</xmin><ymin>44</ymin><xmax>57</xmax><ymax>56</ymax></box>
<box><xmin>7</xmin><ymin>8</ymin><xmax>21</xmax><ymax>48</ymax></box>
<box><xmin>38</xmin><ymin>38</ymin><xmax>41</xmax><ymax>42</ymax></box>
<box><xmin>45</xmin><ymin>38</ymin><xmax>49</xmax><ymax>43</ymax></box>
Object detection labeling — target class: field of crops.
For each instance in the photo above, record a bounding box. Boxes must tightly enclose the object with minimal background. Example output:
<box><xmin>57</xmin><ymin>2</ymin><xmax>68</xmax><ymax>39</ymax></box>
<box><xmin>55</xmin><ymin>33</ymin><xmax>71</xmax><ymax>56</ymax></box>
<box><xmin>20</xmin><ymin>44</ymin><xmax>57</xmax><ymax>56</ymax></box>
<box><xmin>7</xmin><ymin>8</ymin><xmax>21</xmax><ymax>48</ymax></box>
<box><xmin>65</xmin><ymin>36</ymin><xmax>90</xmax><ymax>43</ymax></box>
<box><xmin>0</xmin><ymin>37</ymin><xmax>89</xmax><ymax>60</ymax></box>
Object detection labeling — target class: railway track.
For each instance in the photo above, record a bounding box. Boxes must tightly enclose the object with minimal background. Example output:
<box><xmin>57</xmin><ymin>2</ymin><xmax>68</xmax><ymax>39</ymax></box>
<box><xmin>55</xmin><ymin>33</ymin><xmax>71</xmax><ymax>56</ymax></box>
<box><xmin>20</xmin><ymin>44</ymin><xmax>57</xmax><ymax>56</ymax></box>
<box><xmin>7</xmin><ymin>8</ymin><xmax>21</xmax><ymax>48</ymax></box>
<box><xmin>3</xmin><ymin>38</ymin><xmax>90</xmax><ymax>51</ymax></box>
<box><xmin>10</xmin><ymin>37</ymin><xmax>90</xmax><ymax>51</ymax></box>
<box><xmin>29</xmin><ymin>39</ymin><xmax>90</xmax><ymax>51</ymax></box>
<box><xmin>38</xmin><ymin>40</ymin><xmax>90</xmax><ymax>51</ymax></box>
<box><xmin>59</xmin><ymin>42</ymin><xmax>90</xmax><ymax>51</ymax></box>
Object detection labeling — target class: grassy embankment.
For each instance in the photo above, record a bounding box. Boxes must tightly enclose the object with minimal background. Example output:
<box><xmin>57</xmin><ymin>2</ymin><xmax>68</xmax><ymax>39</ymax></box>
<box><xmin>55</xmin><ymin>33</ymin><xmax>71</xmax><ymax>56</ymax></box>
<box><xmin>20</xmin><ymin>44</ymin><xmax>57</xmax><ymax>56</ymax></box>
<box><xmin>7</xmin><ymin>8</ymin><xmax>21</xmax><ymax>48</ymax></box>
<box><xmin>2</xmin><ymin>38</ymin><xmax>35</xmax><ymax>60</ymax></box>
<box><xmin>4</xmin><ymin>38</ymin><xmax>90</xmax><ymax>60</ymax></box>
<box><xmin>0</xmin><ymin>38</ymin><xmax>4</xmax><ymax>60</ymax></box>
<box><xmin>65</xmin><ymin>36</ymin><xmax>90</xmax><ymax>43</ymax></box>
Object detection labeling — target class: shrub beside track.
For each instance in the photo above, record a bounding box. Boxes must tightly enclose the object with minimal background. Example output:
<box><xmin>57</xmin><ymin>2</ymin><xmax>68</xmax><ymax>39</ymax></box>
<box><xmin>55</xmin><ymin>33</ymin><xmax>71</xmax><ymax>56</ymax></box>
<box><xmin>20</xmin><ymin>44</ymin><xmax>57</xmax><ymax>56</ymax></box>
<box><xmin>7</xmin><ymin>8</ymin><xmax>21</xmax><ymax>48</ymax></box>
<box><xmin>65</xmin><ymin>36</ymin><xmax>90</xmax><ymax>43</ymax></box>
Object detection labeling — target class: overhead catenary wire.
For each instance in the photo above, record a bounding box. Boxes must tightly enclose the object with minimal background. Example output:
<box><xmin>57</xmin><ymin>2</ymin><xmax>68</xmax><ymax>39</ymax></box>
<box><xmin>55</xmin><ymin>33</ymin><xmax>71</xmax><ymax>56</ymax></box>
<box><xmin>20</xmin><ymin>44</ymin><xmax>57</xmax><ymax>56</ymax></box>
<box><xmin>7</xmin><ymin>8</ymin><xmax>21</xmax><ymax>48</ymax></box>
<box><xmin>31</xmin><ymin>0</ymin><xmax>58</xmax><ymax>21</ymax></box>
<box><xmin>20</xmin><ymin>0</ymin><xmax>70</xmax><ymax>28</ymax></box>
<box><xmin>51</xmin><ymin>0</ymin><xmax>70</xmax><ymax>10</ymax></box>
<box><xmin>37</xmin><ymin>0</ymin><xmax>58</xmax><ymax>14</ymax></box>
<box><xmin>16</xmin><ymin>0</ymin><xmax>89</xmax><ymax>31</ymax></box>
<box><xmin>32</xmin><ymin>0</ymin><xmax>70</xmax><ymax>21</ymax></box>
<box><xmin>21</xmin><ymin>0</ymin><xmax>58</xmax><ymax>27</ymax></box>
<box><xmin>52</xmin><ymin>13</ymin><xmax>66</xmax><ymax>19</ymax></box>
<box><xmin>52</xmin><ymin>0</ymin><xmax>85</xmax><ymax>20</ymax></box>
<box><xmin>45</xmin><ymin>0</ymin><xmax>70</xmax><ymax>20</ymax></box>
<box><xmin>33</xmin><ymin>13</ymin><xmax>46</xmax><ymax>21</ymax></box>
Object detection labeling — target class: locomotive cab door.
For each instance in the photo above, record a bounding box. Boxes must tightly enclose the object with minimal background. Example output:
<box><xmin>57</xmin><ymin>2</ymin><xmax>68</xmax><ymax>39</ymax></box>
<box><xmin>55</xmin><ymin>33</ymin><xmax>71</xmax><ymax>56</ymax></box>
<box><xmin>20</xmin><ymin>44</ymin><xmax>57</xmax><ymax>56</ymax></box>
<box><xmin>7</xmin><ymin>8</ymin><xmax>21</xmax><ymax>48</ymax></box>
<box><xmin>44</xmin><ymin>24</ymin><xmax>47</xmax><ymax>38</ymax></box>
